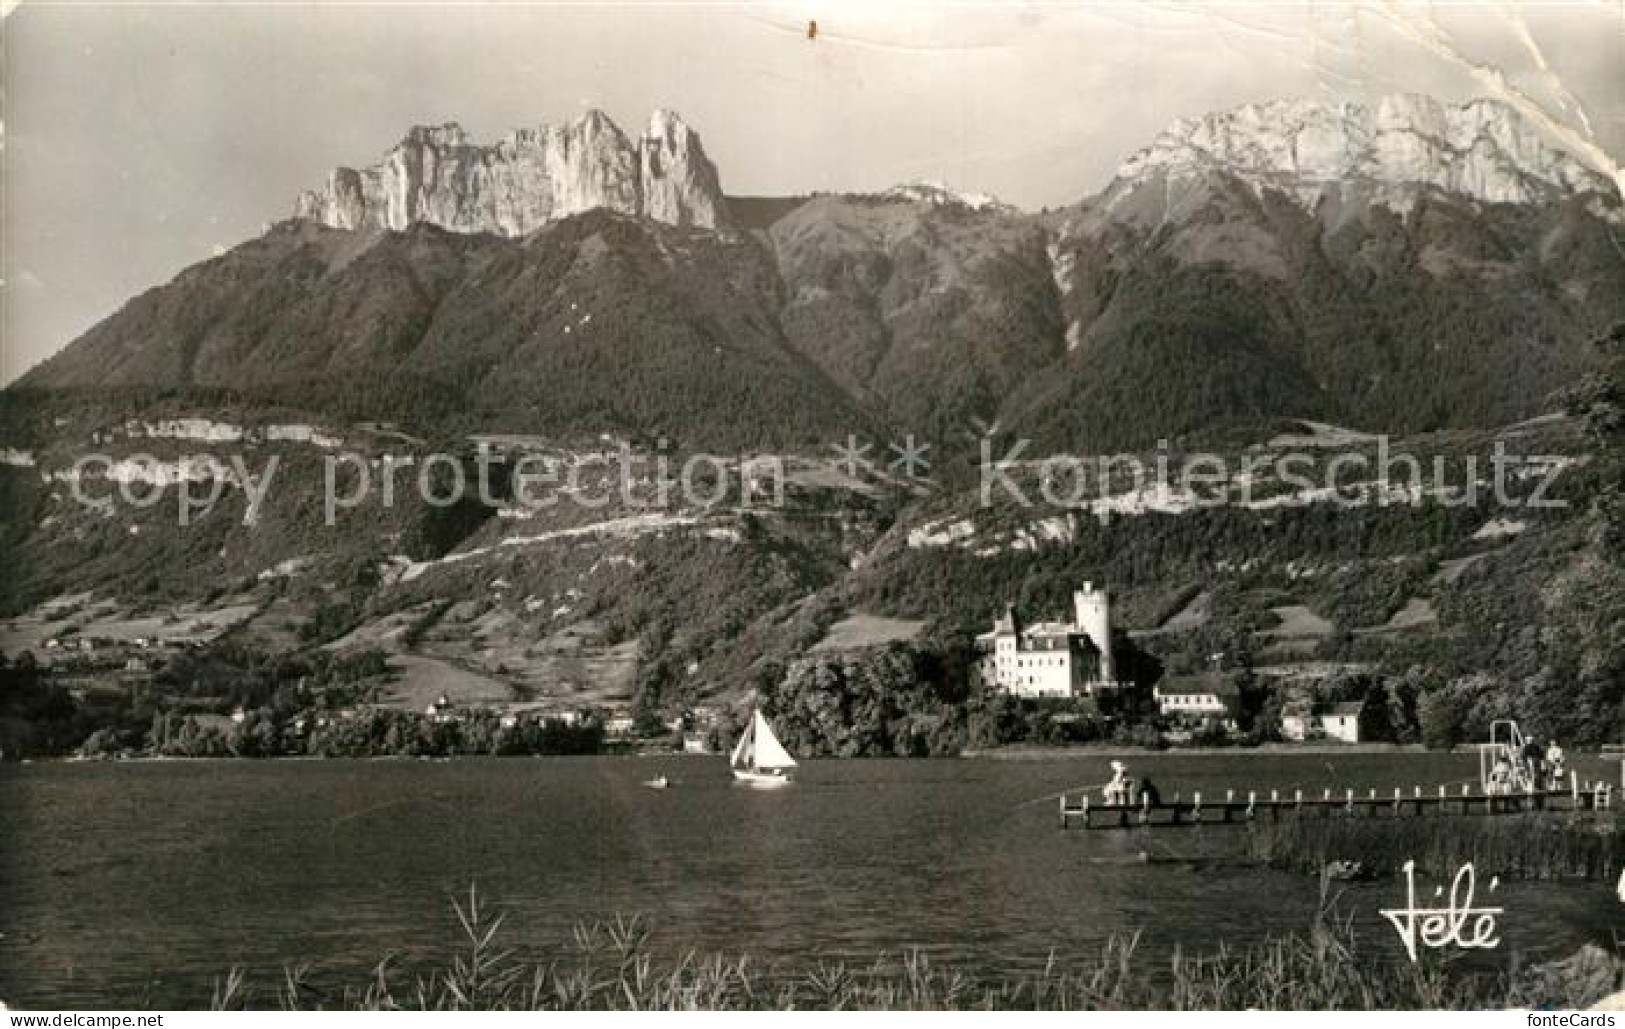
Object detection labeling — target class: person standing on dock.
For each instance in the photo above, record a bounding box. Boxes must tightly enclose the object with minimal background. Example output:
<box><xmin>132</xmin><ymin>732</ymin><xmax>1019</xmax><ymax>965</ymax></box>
<box><xmin>1137</xmin><ymin>777</ymin><xmax>1162</xmax><ymax>807</ymax></box>
<box><xmin>1522</xmin><ymin>736</ymin><xmax>1546</xmax><ymax>790</ymax></box>
<box><xmin>1545</xmin><ymin>740</ymin><xmax>1566</xmax><ymax>789</ymax></box>
<box><xmin>1104</xmin><ymin>760</ymin><xmax>1132</xmax><ymax>805</ymax></box>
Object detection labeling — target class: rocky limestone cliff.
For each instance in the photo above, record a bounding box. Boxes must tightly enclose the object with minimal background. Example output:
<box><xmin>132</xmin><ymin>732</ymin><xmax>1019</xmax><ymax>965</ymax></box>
<box><xmin>1107</xmin><ymin>94</ymin><xmax>1621</xmax><ymax>217</ymax></box>
<box><xmin>638</xmin><ymin>109</ymin><xmax>726</xmax><ymax>229</ymax></box>
<box><xmin>294</xmin><ymin>109</ymin><xmax>727</xmax><ymax>234</ymax></box>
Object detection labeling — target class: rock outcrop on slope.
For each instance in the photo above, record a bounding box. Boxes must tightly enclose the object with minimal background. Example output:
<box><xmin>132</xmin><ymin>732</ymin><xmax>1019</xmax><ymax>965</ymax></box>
<box><xmin>1106</xmin><ymin>94</ymin><xmax>1621</xmax><ymax>217</ymax></box>
<box><xmin>294</xmin><ymin>109</ymin><xmax>727</xmax><ymax>234</ymax></box>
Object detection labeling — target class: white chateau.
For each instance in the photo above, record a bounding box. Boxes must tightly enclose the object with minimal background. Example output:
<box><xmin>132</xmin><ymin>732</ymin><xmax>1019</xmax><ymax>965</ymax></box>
<box><xmin>976</xmin><ymin>583</ymin><xmax>1122</xmax><ymax>699</ymax></box>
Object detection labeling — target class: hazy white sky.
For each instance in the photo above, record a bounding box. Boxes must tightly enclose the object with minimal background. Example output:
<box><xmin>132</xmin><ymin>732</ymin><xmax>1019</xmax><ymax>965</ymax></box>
<box><xmin>4</xmin><ymin>1</ymin><xmax>1622</xmax><ymax>383</ymax></box>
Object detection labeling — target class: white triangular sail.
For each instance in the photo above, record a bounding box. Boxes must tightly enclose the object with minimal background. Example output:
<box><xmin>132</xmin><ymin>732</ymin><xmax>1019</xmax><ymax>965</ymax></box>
<box><xmin>729</xmin><ymin>708</ymin><xmax>797</xmax><ymax>776</ymax></box>
<box><xmin>729</xmin><ymin>715</ymin><xmax>754</xmax><ymax>769</ymax></box>
<box><xmin>748</xmin><ymin>710</ymin><xmax>797</xmax><ymax>770</ymax></box>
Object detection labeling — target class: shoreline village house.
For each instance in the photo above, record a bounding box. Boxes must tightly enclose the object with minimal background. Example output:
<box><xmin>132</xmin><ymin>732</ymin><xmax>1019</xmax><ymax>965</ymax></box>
<box><xmin>1280</xmin><ymin>700</ymin><xmax>1366</xmax><ymax>743</ymax></box>
<box><xmin>976</xmin><ymin>583</ymin><xmax>1124</xmax><ymax>699</ymax></box>
<box><xmin>1153</xmin><ymin>674</ymin><xmax>1242</xmax><ymax>728</ymax></box>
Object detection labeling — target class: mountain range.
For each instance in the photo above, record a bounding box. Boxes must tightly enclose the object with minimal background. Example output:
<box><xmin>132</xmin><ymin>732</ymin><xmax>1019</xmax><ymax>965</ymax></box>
<box><xmin>14</xmin><ymin>95</ymin><xmax>1624</xmax><ymax>453</ymax></box>
<box><xmin>4</xmin><ymin>93</ymin><xmax>1624</xmax><ymax>751</ymax></box>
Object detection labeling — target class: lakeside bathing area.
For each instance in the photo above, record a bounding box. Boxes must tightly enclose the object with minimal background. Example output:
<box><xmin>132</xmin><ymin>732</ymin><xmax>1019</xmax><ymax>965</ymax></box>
<box><xmin>2</xmin><ymin>754</ymin><xmax>1620</xmax><ymax>1008</ymax></box>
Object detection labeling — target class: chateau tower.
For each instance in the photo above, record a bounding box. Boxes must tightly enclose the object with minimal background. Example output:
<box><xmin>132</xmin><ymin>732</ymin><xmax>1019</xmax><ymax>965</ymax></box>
<box><xmin>1072</xmin><ymin>583</ymin><xmax>1114</xmax><ymax>682</ymax></box>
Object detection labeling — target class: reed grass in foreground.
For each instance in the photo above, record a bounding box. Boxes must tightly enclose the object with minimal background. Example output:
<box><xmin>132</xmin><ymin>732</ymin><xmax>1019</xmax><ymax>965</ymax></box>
<box><xmin>1246</xmin><ymin>812</ymin><xmax>1623</xmax><ymax>880</ymax></box>
<box><xmin>211</xmin><ymin>883</ymin><xmax>1624</xmax><ymax>1010</ymax></box>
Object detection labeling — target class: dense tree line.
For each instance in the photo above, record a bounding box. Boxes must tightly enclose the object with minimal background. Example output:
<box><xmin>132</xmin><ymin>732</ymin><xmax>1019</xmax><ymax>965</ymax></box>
<box><xmin>764</xmin><ymin>643</ymin><xmax>972</xmax><ymax>757</ymax></box>
<box><xmin>2</xmin><ymin>641</ymin><xmax>599</xmax><ymax>760</ymax></box>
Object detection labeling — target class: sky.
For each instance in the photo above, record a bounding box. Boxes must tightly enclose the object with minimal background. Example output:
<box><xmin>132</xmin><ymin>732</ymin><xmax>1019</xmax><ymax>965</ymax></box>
<box><xmin>3</xmin><ymin>0</ymin><xmax>1623</xmax><ymax>383</ymax></box>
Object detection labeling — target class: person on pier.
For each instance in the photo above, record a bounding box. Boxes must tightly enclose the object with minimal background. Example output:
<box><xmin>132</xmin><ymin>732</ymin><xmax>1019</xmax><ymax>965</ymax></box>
<box><xmin>1522</xmin><ymin>736</ymin><xmax>1546</xmax><ymax>790</ymax></box>
<box><xmin>1488</xmin><ymin>756</ymin><xmax>1512</xmax><ymax>795</ymax></box>
<box><xmin>1104</xmin><ymin>760</ymin><xmax>1133</xmax><ymax>805</ymax></box>
<box><xmin>1545</xmin><ymin>740</ymin><xmax>1566</xmax><ymax>789</ymax></box>
<box><xmin>1137</xmin><ymin>777</ymin><xmax>1162</xmax><ymax>807</ymax></box>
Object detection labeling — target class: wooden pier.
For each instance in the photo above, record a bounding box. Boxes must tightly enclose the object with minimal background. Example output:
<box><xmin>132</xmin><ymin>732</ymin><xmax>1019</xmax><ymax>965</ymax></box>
<box><xmin>1060</xmin><ymin>777</ymin><xmax>1616</xmax><ymax>830</ymax></box>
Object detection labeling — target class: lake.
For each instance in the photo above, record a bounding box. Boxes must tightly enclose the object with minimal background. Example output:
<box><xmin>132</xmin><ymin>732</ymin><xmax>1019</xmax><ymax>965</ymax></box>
<box><xmin>2</xmin><ymin>751</ymin><xmax>1620</xmax><ymax>1007</ymax></box>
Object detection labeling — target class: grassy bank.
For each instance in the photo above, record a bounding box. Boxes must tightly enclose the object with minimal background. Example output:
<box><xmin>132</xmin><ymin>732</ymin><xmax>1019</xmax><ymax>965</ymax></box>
<box><xmin>1246</xmin><ymin>812</ymin><xmax>1623</xmax><ymax>880</ymax></box>
<box><xmin>210</xmin><ymin>886</ymin><xmax>1623</xmax><ymax>1010</ymax></box>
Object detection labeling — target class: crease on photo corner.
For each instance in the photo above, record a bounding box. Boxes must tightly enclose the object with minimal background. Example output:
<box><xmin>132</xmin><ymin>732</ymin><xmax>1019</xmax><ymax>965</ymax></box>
<box><xmin>1350</xmin><ymin>0</ymin><xmax>1625</xmax><ymax>197</ymax></box>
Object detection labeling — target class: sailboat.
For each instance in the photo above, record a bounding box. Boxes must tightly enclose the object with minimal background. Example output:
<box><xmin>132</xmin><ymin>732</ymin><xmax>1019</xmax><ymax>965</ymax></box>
<box><xmin>730</xmin><ymin>709</ymin><xmax>798</xmax><ymax>786</ymax></box>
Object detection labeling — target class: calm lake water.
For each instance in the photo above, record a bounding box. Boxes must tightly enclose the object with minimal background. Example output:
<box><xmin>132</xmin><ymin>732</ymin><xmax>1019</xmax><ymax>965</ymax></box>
<box><xmin>2</xmin><ymin>751</ymin><xmax>1620</xmax><ymax>1007</ymax></box>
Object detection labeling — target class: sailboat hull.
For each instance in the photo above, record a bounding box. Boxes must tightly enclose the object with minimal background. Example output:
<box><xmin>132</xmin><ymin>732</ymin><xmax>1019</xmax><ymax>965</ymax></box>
<box><xmin>731</xmin><ymin>768</ymin><xmax>792</xmax><ymax>786</ymax></box>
